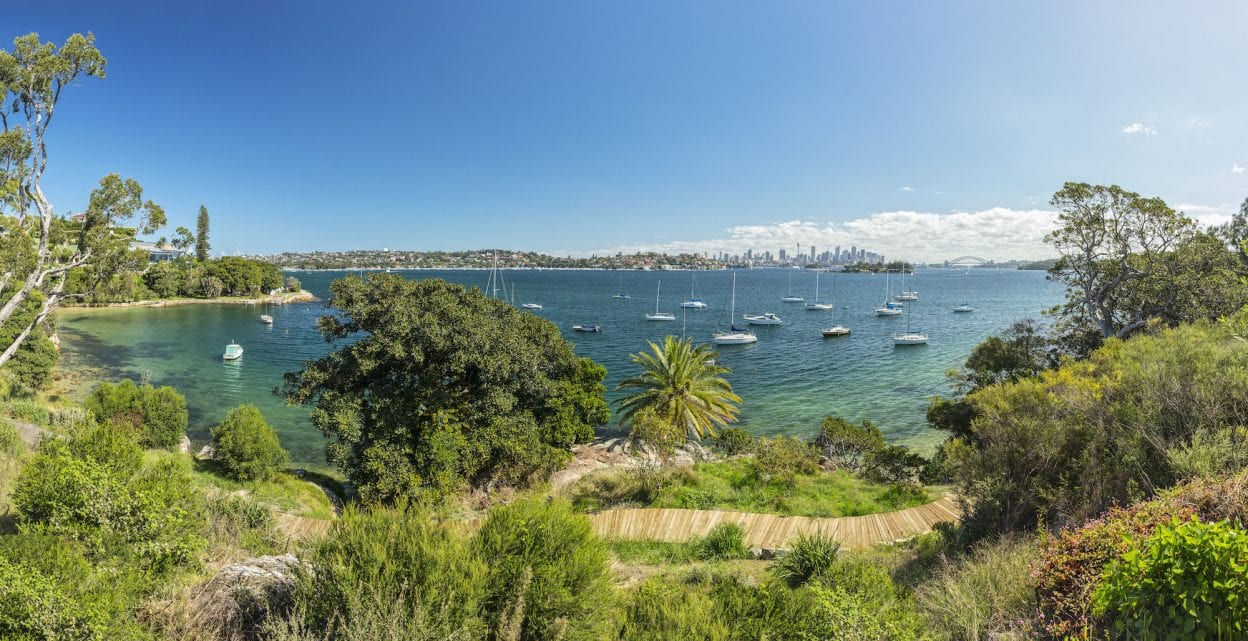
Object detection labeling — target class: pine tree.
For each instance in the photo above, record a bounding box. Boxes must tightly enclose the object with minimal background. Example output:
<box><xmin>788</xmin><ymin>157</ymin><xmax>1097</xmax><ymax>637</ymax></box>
<box><xmin>195</xmin><ymin>205</ymin><xmax>211</xmax><ymax>262</ymax></box>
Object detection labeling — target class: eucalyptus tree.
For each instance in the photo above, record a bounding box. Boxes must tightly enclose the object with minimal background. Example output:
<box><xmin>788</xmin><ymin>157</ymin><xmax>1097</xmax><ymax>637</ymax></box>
<box><xmin>0</xmin><ymin>33</ymin><xmax>165</xmax><ymax>366</ymax></box>
<box><xmin>616</xmin><ymin>335</ymin><xmax>741</xmax><ymax>441</ymax></box>
<box><xmin>1044</xmin><ymin>182</ymin><xmax>1196</xmax><ymax>352</ymax></box>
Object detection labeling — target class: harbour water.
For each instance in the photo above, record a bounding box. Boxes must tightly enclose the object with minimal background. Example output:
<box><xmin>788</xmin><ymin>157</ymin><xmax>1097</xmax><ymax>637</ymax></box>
<box><xmin>58</xmin><ymin>267</ymin><xmax>1063</xmax><ymax>465</ymax></box>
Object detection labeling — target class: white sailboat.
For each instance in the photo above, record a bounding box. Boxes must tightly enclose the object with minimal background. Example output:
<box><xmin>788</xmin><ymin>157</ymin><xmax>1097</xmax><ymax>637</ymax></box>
<box><xmin>781</xmin><ymin>269</ymin><xmax>804</xmax><ymax>302</ymax></box>
<box><xmin>805</xmin><ymin>271</ymin><xmax>833</xmax><ymax>310</ymax></box>
<box><xmin>895</xmin><ymin>264</ymin><xmax>918</xmax><ymax>301</ymax></box>
<box><xmin>875</xmin><ymin>270</ymin><xmax>903</xmax><ymax>316</ymax></box>
<box><xmin>680</xmin><ymin>273</ymin><xmax>707</xmax><ymax>308</ymax></box>
<box><xmin>713</xmin><ymin>273</ymin><xmax>757</xmax><ymax>344</ymax></box>
<box><xmin>892</xmin><ymin>299</ymin><xmax>928</xmax><ymax>345</ymax></box>
<box><xmin>646</xmin><ymin>280</ymin><xmax>676</xmax><ymax>321</ymax></box>
<box><xmin>612</xmin><ymin>276</ymin><xmax>631</xmax><ymax>299</ymax></box>
<box><xmin>821</xmin><ymin>273</ymin><xmax>850</xmax><ymax>336</ymax></box>
<box><xmin>953</xmin><ymin>303</ymin><xmax>974</xmax><ymax>313</ymax></box>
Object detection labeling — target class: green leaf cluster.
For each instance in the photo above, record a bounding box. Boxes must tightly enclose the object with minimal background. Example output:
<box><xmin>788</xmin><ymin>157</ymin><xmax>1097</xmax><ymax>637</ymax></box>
<box><xmin>1094</xmin><ymin>517</ymin><xmax>1248</xmax><ymax>640</ymax></box>
<box><xmin>286</xmin><ymin>274</ymin><xmax>610</xmax><ymax>504</ymax></box>
<box><xmin>617</xmin><ymin>335</ymin><xmax>740</xmax><ymax>440</ymax></box>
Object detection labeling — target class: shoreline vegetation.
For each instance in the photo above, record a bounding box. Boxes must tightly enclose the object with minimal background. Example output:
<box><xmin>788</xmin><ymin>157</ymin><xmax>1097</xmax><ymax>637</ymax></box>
<box><xmin>60</xmin><ymin>289</ymin><xmax>318</xmax><ymax>310</ymax></box>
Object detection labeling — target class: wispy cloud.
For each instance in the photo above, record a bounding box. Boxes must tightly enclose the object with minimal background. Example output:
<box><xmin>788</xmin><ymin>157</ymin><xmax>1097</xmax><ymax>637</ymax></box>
<box><xmin>1177</xmin><ymin>202</ymin><xmax>1235</xmax><ymax>228</ymax></box>
<box><xmin>1122</xmin><ymin>123</ymin><xmax>1158</xmax><ymax>136</ymax></box>
<box><xmin>1233</xmin><ymin>163</ymin><xmax>1245</xmax><ymax>174</ymax></box>
<box><xmin>584</xmin><ymin>208</ymin><xmax>1061</xmax><ymax>263</ymax></box>
<box><xmin>899</xmin><ymin>186</ymin><xmax>914</xmax><ymax>192</ymax></box>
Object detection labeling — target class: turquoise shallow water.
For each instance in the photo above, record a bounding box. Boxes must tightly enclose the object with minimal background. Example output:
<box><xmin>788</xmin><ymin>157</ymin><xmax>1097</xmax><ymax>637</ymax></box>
<box><xmin>58</xmin><ymin>268</ymin><xmax>1063</xmax><ymax>465</ymax></box>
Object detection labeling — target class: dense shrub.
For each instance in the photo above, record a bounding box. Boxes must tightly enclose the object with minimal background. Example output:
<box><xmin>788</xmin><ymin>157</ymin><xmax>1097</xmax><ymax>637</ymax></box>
<box><xmin>211</xmin><ymin>404</ymin><xmax>289</xmax><ymax>481</ymax></box>
<box><xmin>915</xmin><ymin>536</ymin><xmax>1037</xmax><ymax>640</ymax></box>
<box><xmin>0</xmin><ymin>295</ymin><xmax>58</xmax><ymax>394</ymax></box>
<box><xmin>863</xmin><ymin>444</ymin><xmax>926</xmax><ymax>485</ymax></box>
<box><xmin>290</xmin><ymin>502</ymin><xmax>488</xmax><ymax>639</ymax></box>
<box><xmin>954</xmin><ymin>319</ymin><xmax>1248</xmax><ymax>536</ymax></box>
<box><xmin>10</xmin><ymin>424</ymin><xmax>205</xmax><ymax>574</ymax></box>
<box><xmin>1030</xmin><ymin>473</ymin><xmax>1248</xmax><ymax>638</ymax></box>
<box><xmin>1094</xmin><ymin>517</ymin><xmax>1248</xmax><ymax>640</ymax></box>
<box><xmin>773</xmin><ymin>531</ymin><xmax>840</xmax><ymax>586</ymax></box>
<box><xmin>815</xmin><ymin>416</ymin><xmax>885</xmax><ymax>472</ymax></box>
<box><xmin>617</xmin><ymin>576</ymin><xmax>729</xmax><ymax>640</ymax></box>
<box><xmin>84</xmin><ymin>379</ymin><xmax>188</xmax><ymax>449</ymax></box>
<box><xmin>692</xmin><ymin>522</ymin><xmax>751</xmax><ymax>561</ymax></box>
<box><xmin>752</xmin><ymin>436</ymin><xmax>819</xmax><ymax>487</ymax></box>
<box><xmin>0</xmin><ymin>556</ymin><xmax>104</xmax><ymax>640</ymax></box>
<box><xmin>715</xmin><ymin>427</ymin><xmax>755</xmax><ymax>455</ymax></box>
<box><xmin>473</xmin><ymin>498</ymin><xmax>614</xmax><ymax>641</ymax></box>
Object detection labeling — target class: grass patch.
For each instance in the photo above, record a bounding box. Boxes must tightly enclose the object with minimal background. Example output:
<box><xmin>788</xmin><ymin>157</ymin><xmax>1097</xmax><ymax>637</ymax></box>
<box><xmin>569</xmin><ymin>459</ymin><xmax>934</xmax><ymax>518</ymax></box>
<box><xmin>144</xmin><ymin>453</ymin><xmax>337</xmax><ymax>520</ymax></box>
<box><xmin>608</xmin><ymin>539</ymin><xmax>700</xmax><ymax>565</ymax></box>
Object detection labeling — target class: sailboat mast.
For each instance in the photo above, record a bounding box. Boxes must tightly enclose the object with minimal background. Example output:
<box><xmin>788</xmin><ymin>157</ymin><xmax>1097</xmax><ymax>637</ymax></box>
<box><xmin>655</xmin><ymin>280</ymin><xmax>661</xmax><ymax>314</ymax></box>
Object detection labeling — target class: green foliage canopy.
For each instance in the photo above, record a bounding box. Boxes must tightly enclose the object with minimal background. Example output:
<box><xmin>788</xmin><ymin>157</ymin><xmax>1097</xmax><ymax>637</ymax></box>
<box><xmin>84</xmin><ymin>378</ymin><xmax>188</xmax><ymax>449</ymax></box>
<box><xmin>286</xmin><ymin>274</ymin><xmax>609</xmax><ymax>504</ymax></box>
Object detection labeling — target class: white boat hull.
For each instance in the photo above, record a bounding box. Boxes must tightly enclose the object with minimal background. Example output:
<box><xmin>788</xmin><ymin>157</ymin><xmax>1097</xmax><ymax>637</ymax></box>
<box><xmin>875</xmin><ymin>308</ymin><xmax>902</xmax><ymax>316</ymax></box>
<box><xmin>646</xmin><ymin>314</ymin><xmax>676</xmax><ymax>321</ymax></box>
<box><xmin>713</xmin><ymin>332</ymin><xmax>757</xmax><ymax>344</ymax></box>
<box><xmin>892</xmin><ymin>334</ymin><xmax>928</xmax><ymax>345</ymax></box>
<box><xmin>821</xmin><ymin>326</ymin><xmax>851</xmax><ymax>336</ymax></box>
<box><xmin>680</xmin><ymin>301</ymin><xmax>707</xmax><ymax>308</ymax></box>
<box><xmin>781</xmin><ymin>297</ymin><xmax>804</xmax><ymax>303</ymax></box>
<box><xmin>805</xmin><ymin>303</ymin><xmax>833</xmax><ymax>310</ymax></box>
<box><xmin>953</xmin><ymin>307</ymin><xmax>973</xmax><ymax>313</ymax></box>
<box><xmin>744</xmin><ymin>315</ymin><xmax>782</xmax><ymax>325</ymax></box>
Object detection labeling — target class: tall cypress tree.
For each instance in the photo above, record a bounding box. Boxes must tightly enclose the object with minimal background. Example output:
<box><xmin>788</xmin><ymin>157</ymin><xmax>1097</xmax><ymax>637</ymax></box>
<box><xmin>195</xmin><ymin>205</ymin><xmax>211</xmax><ymax>262</ymax></box>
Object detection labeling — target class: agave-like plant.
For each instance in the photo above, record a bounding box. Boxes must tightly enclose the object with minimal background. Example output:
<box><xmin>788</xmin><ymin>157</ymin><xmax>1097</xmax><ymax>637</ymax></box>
<box><xmin>616</xmin><ymin>335</ymin><xmax>741</xmax><ymax>440</ymax></box>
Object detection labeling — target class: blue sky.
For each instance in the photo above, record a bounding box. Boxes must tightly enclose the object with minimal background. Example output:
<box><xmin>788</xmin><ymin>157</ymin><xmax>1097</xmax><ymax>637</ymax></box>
<box><xmin>6</xmin><ymin>1</ymin><xmax>1247</xmax><ymax>260</ymax></box>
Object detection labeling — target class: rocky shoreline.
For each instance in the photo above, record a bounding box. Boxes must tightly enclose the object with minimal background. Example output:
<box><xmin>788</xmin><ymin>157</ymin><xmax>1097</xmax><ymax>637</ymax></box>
<box><xmin>61</xmin><ymin>290</ymin><xmax>319</xmax><ymax>310</ymax></box>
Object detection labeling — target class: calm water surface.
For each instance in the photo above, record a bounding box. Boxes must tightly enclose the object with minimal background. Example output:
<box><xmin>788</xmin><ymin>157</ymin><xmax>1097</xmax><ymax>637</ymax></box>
<box><xmin>59</xmin><ymin>268</ymin><xmax>1063</xmax><ymax>465</ymax></box>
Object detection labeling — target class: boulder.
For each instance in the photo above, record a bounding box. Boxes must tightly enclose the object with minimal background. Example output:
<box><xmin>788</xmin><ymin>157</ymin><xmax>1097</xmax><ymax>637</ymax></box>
<box><xmin>189</xmin><ymin>554</ymin><xmax>302</xmax><ymax>638</ymax></box>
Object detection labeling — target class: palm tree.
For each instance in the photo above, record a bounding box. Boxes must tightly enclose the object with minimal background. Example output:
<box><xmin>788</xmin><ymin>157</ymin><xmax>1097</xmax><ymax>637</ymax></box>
<box><xmin>616</xmin><ymin>335</ymin><xmax>741</xmax><ymax>440</ymax></box>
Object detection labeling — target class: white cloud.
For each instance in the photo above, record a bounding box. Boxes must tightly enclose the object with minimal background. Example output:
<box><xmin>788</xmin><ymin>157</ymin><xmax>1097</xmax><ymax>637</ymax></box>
<box><xmin>1122</xmin><ymin>123</ymin><xmax>1158</xmax><ymax>136</ymax></box>
<box><xmin>1233</xmin><ymin>163</ymin><xmax>1245</xmax><ymax>174</ymax></box>
<box><xmin>586</xmin><ymin>208</ymin><xmax>1061</xmax><ymax>263</ymax></box>
<box><xmin>899</xmin><ymin>186</ymin><xmax>914</xmax><ymax>192</ymax></box>
<box><xmin>1177</xmin><ymin>202</ymin><xmax>1235</xmax><ymax>228</ymax></box>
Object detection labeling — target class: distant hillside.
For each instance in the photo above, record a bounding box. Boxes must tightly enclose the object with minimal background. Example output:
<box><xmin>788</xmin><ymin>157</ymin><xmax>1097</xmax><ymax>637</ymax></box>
<box><xmin>1017</xmin><ymin>258</ymin><xmax>1058</xmax><ymax>271</ymax></box>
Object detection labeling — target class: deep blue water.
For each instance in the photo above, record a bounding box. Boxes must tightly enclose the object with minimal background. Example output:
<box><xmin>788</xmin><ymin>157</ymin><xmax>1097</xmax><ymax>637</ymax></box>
<box><xmin>59</xmin><ymin>267</ymin><xmax>1063</xmax><ymax>465</ymax></box>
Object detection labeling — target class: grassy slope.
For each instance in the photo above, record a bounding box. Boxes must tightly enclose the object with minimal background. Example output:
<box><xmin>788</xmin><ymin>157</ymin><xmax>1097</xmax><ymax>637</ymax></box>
<box><xmin>569</xmin><ymin>459</ymin><xmax>934</xmax><ymax>518</ymax></box>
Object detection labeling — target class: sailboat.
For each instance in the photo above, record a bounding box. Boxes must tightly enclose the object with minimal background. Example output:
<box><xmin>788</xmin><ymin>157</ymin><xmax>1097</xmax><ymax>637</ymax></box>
<box><xmin>953</xmin><ymin>303</ymin><xmax>974</xmax><ymax>313</ymax></box>
<box><xmin>821</xmin><ymin>273</ymin><xmax>850</xmax><ymax>336</ymax></box>
<box><xmin>713</xmin><ymin>273</ymin><xmax>757</xmax><ymax>344</ymax></box>
<box><xmin>781</xmin><ymin>269</ymin><xmax>804</xmax><ymax>302</ymax></box>
<box><xmin>646</xmin><ymin>280</ymin><xmax>676</xmax><ymax>321</ymax></box>
<box><xmin>680</xmin><ymin>274</ymin><xmax>707</xmax><ymax>308</ymax></box>
<box><xmin>612</xmin><ymin>276</ymin><xmax>631</xmax><ymax>299</ymax></box>
<box><xmin>895</xmin><ymin>264</ymin><xmax>918</xmax><ymax>300</ymax></box>
<box><xmin>875</xmin><ymin>270</ymin><xmax>903</xmax><ymax>316</ymax></box>
<box><xmin>892</xmin><ymin>299</ymin><xmax>928</xmax><ymax>345</ymax></box>
<box><xmin>805</xmin><ymin>271</ymin><xmax>833</xmax><ymax>310</ymax></box>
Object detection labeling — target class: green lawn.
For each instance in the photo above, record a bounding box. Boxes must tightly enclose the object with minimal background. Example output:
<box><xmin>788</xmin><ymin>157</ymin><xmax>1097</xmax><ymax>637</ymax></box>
<box><xmin>568</xmin><ymin>459</ymin><xmax>933</xmax><ymax>518</ymax></box>
<box><xmin>144</xmin><ymin>452</ymin><xmax>338</xmax><ymax>520</ymax></box>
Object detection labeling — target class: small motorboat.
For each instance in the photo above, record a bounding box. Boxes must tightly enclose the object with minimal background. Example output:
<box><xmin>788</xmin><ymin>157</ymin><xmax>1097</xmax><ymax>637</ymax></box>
<box><xmin>744</xmin><ymin>312</ymin><xmax>783</xmax><ymax>325</ymax></box>
<box><xmin>645</xmin><ymin>313</ymin><xmax>676</xmax><ymax>321</ymax></box>
<box><xmin>821</xmin><ymin>326</ymin><xmax>851</xmax><ymax>337</ymax></box>
<box><xmin>894</xmin><ymin>291</ymin><xmax>918</xmax><ymax>301</ymax></box>
<box><xmin>805</xmin><ymin>302</ymin><xmax>833</xmax><ymax>310</ymax></box>
<box><xmin>260</xmin><ymin>314</ymin><xmax>274</xmax><ymax>324</ymax></box>
<box><xmin>222</xmin><ymin>342</ymin><xmax>244</xmax><ymax>360</ymax></box>
<box><xmin>953</xmin><ymin>304</ymin><xmax>974</xmax><ymax>313</ymax></box>
<box><xmin>573</xmin><ymin>324</ymin><xmax>602</xmax><ymax>332</ymax></box>
<box><xmin>781</xmin><ymin>295</ymin><xmax>804</xmax><ymax>303</ymax></box>
<box><xmin>612</xmin><ymin>294</ymin><xmax>631</xmax><ymax>300</ymax></box>
<box><xmin>521</xmin><ymin>303</ymin><xmax>543</xmax><ymax>310</ymax></box>
<box><xmin>680</xmin><ymin>299</ymin><xmax>707</xmax><ymax>308</ymax></box>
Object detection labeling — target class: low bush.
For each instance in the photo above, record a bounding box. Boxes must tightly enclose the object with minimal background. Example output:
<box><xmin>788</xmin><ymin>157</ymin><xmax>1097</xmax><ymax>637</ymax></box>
<box><xmin>773</xmin><ymin>531</ymin><xmax>840</xmax><ymax>586</ymax></box>
<box><xmin>617</xmin><ymin>576</ymin><xmax>729</xmax><ymax>640</ymax></box>
<box><xmin>473</xmin><ymin>497</ymin><xmax>614</xmax><ymax>641</ymax></box>
<box><xmin>715</xmin><ymin>427</ymin><xmax>755</xmax><ymax>455</ymax></box>
<box><xmin>863</xmin><ymin>444</ymin><xmax>926</xmax><ymax>485</ymax></box>
<box><xmin>692</xmin><ymin>522</ymin><xmax>751</xmax><ymax>561</ymax></box>
<box><xmin>211</xmin><ymin>404</ymin><xmax>289</xmax><ymax>481</ymax></box>
<box><xmin>815</xmin><ymin>416</ymin><xmax>885</xmax><ymax>472</ymax></box>
<box><xmin>915</xmin><ymin>536</ymin><xmax>1037</xmax><ymax>640</ymax></box>
<box><xmin>0</xmin><ymin>556</ymin><xmax>104</xmax><ymax>640</ymax></box>
<box><xmin>1094</xmin><ymin>517</ymin><xmax>1248</xmax><ymax>640</ymax></box>
<box><xmin>752</xmin><ymin>436</ymin><xmax>820</xmax><ymax>487</ymax></box>
<box><xmin>85</xmin><ymin>379</ymin><xmax>188</xmax><ymax>449</ymax></box>
<box><xmin>10</xmin><ymin>423</ymin><xmax>205</xmax><ymax>574</ymax></box>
